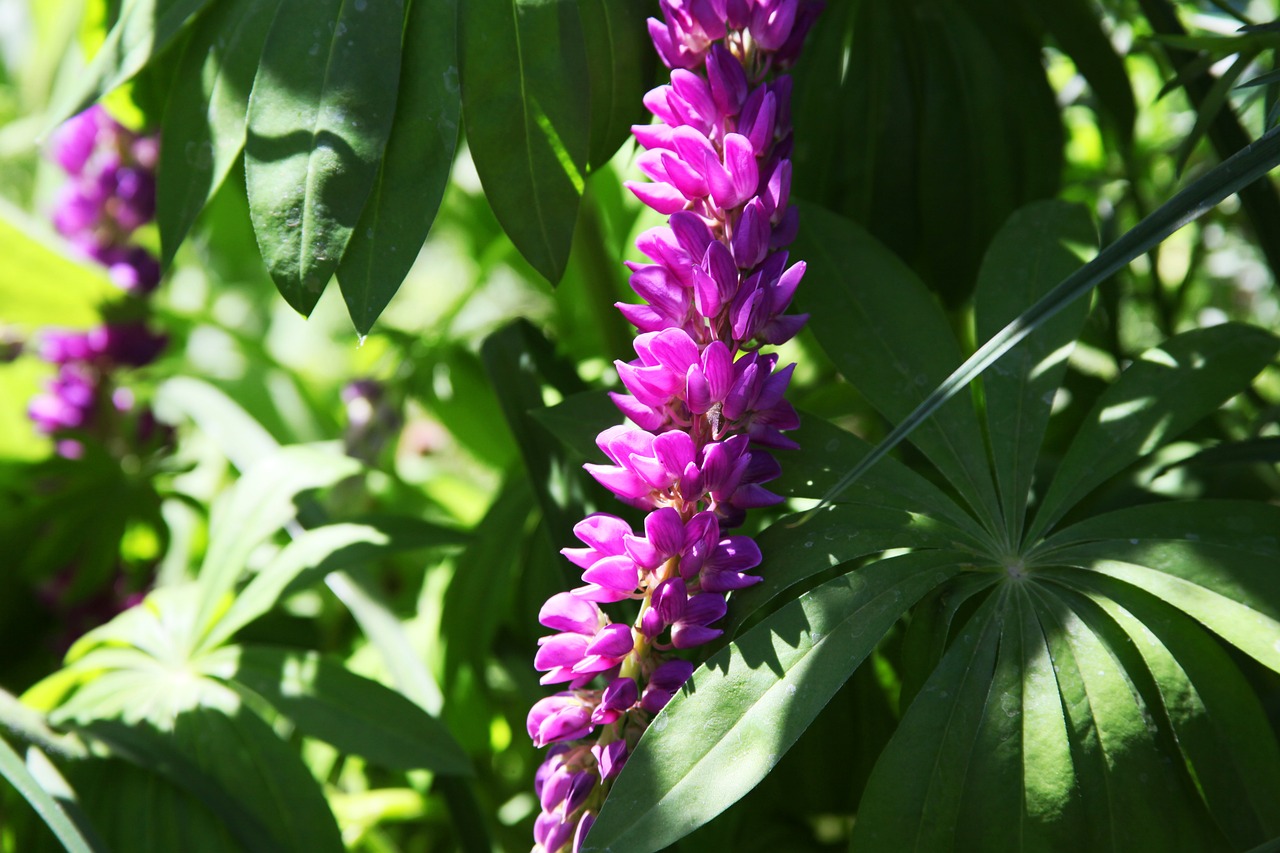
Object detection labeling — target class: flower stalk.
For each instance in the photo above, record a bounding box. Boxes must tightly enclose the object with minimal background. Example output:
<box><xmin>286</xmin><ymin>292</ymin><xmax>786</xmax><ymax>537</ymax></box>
<box><xmin>527</xmin><ymin>3</ymin><xmax>820</xmax><ymax>849</ymax></box>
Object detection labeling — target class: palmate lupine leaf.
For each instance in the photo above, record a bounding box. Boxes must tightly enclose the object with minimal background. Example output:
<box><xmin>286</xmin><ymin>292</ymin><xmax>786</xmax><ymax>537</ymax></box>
<box><xmin>805</xmin><ymin>122</ymin><xmax>1280</xmax><ymax>512</ymax></box>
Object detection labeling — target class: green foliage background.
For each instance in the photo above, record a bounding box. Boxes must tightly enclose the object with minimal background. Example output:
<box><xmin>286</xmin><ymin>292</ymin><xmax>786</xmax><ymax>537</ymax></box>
<box><xmin>1</xmin><ymin>0</ymin><xmax>1279</xmax><ymax>851</ymax></box>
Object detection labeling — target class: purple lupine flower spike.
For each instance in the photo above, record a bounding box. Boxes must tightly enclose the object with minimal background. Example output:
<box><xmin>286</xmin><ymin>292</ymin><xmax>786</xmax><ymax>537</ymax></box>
<box><xmin>529</xmin><ymin>3</ymin><xmax>819</xmax><ymax>848</ymax></box>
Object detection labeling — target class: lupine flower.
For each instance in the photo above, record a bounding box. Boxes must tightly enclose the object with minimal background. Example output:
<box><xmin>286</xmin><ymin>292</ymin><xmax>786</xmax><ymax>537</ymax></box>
<box><xmin>528</xmin><ymin>4</ymin><xmax>819</xmax><ymax>850</ymax></box>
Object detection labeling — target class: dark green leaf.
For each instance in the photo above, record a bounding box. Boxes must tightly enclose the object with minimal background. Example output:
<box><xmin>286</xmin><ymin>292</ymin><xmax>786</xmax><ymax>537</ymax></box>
<box><xmin>529</xmin><ymin>388</ymin><xmax>623</xmax><ymax>460</ymax></box>
<box><xmin>157</xmin><ymin>0</ymin><xmax>283</xmax><ymax>265</ymax></box>
<box><xmin>975</xmin><ymin>199</ymin><xmax>1095</xmax><ymax>544</ymax></box>
<box><xmin>481</xmin><ymin>320</ymin><xmax>592</xmax><ymax>541</ymax></box>
<box><xmin>724</xmin><ymin>506</ymin><xmax>980</xmax><ymax>637</ymax></box>
<box><xmin>1028</xmin><ymin>324</ymin><xmax>1279</xmax><ymax>539</ymax></box>
<box><xmin>441</xmin><ymin>475</ymin><xmax>536</xmax><ymax>683</ymax></box>
<box><xmin>851</xmin><ymin>592</ymin><xmax>1005</xmax><ymax>851</ymax></box>
<box><xmin>0</xmin><ymin>734</ymin><xmax>105</xmax><ymax>853</ymax></box>
<box><xmin>211</xmin><ymin>646</ymin><xmax>471</xmax><ymax>774</ymax></box>
<box><xmin>337</xmin><ymin>0</ymin><xmax>461</xmax><ymax>333</ymax></box>
<box><xmin>794</xmin><ymin>201</ymin><xmax>1001</xmax><ymax>532</ymax></box>
<box><xmin>1238</xmin><ymin>68</ymin><xmax>1280</xmax><ymax>89</ymax></box>
<box><xmin>812</xmin><ymin>124</ymin><xmax>1280</xmax><ymax>511</ymax></box>
<box><xmin>245</xmin><ymin>0</ymin><xmax>404</xmax><ymax>314</ymax></box>
<box><xmin>578</xmin><ymin>0</ymin><xmax>654</xmax><ymax>171</ymax></box>
<box><xmin>1154</xmin><ymin>435</ymin><xmax>1280</xmax><ymax>476</ymax></box>
<box><xmin>459</xmin><ymin>0</ymin><xmax>590</xmax><ymax>282</ymax></box>
<box><xmin>45</xmin><ymin>0</ymin><xmax>214</xmax><ymax>127</ymax></box>
<box><xmin>1067</xmin><ymin>575</ymin><xmax>1280</xmax><ymax>847</ymax></box>
<box><xmin>583</xmin><ymin>552</ymin><xmax>965</xmax><ymax>853</ymax></box>
<box><xmin>775</xmin><ymin>412</ymin><xmax>990</xmax><ymax>544</ymax></box>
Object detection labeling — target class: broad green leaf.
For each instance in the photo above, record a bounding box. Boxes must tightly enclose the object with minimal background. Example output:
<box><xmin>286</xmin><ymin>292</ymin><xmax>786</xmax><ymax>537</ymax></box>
<box><xmin>793</xmin><ymin>201</ymin><xmax>1001</xmax><ymax>532</ymax></box>
<box><xmin>83</xmin><ymin>708</ymin><xmax>345</xmax><ymax>853</ymax></box>
<box><xmin>1154</xmin><ymin>435</ymin><xmax>1280</xmax><ymax>475</ymax></box>
<box><xmin>578</xmin><ymin>0</ymin><xmax>653</xmax><ymax>171</ymax></box>
<box><xmin>157</xmin><ymin>0</ymin><xmax>283</xmax><ymax>265</ymax></box>
<box><xmin>337</xmin><ymin>0</ymin><xmax>461</xmax><ymax>333</ymax></box>
<box><xmin>975</xmin><ymin>200</ymin><xmax>1095</xmax><ymax>544</ymax></box>
<box><xmin>459</xmin><ymin>0</ymin><xmax>590</xmax><ymax>283</ymax></box>
<box><xmin>530</xmin><ymin>388</ymin><xmax>624</xmax><ymax>461</ymax></box>
<box><xmin>245</xmin><ymin>0</ymin><xmax>404</xmax><ymax>314</ymax></box>
<box><xmin>724</xmin><ymin>505</ymin><xmax>980</xmax><ymax>637</ymax></box>
<box><xmin>1070</xmin><ymin>576</ymin><xmax>1280</xmax><ymax>847</ymax></box>
<box><xmin>1026</xmin><ymin>587</ymin><xmax>1211</xmax><ymax>851</ymax></box>
<box><xmin>49</xmin><ymin>757</ymin><xmax>241</xmax><ymax>853</ymax></box>
<box><xmin>1039</xmin><ymin>545</ymin><xmax>1280</xmax><ymax>673</ymax></box>
<box><xmin>1028</xmin><ymin>324</ymin><xmax>1279</xmax><ymax>539</ymax></box>
<box><xmin>897</xmin><ymin>572</ymin><xmax>1002</xmax><ymax>711</ymax></box>
<box><xmin>1040</xmin><ymin>499</ymin><xmax>1280</xmax><ymax>556</ymax></box>
<box><xmin>62</xmin><ymin>722</ymin><xmax>279</xmax><ymax>853</ymax></box>
<box><xmin>851</xmin><ymin>593</ymin><xmax>1004</xmax><ymax>851</ymax></box>
<box><xmin>194</xmin><ymin>445</ymin><xmax>362</xmax><ymax>641</ymax></box>
<box><xmin>0</xmin><ymin>203</ymin><xmax>119</xmax><ymax>329</ymax></box>
<box><xmin>206</xmin><ymin>645</ymin><xmax>470</xmax><ymax>775</ymax></box>
<box><xmin>812</xmin><ymin>124</ymin><xmax>1280</xmax><ymax>510</ymax></box>
<box><xmin>1026</xmin><ymin>0</ymin><xmax>1135</xmax><ymax>142</ymax></box>
<box><xmin>583</xmin><ymin>551</ymin><xmax>965</xmax><ymax>853</ymax></box>
<box><xmin>777</xmin><ymin>410</ymin><xmax>993</xmax><ymax>546</ymax></box>
<box><xmin>202</xmin><ymin>518</ymin><xmax>467</xmax><ymax>652</ymax></box>
<box><xmin>0</xmin><ymin>735</ymin><xmax>105</xmax><ymax>853</ymax></box>
<box><xmin>45</xmin><ymin>0</ymin><xmax>214</xmax><ymax>127</ymax></box>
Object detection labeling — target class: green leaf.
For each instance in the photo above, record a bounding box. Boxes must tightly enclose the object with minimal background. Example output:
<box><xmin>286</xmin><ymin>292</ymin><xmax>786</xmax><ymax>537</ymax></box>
<box><xmin>1025</xmin><ymin>587</ymin><xmax>1219</xmax><ymax>851</ymax></box>
<box><xmin>480</xmin><ymin>320</ymin><xmax>592</xmax><ymax>541</ymax></box>
<box><xmin>577</xmin><ymin>0</ymin><xmax>653</xmax><ymax>171</ymax></box>
<box><xmin>1069</xmin><ymin>575</ymin><xmax>1280</xmax><ymax>847</ymax></box>
<box><xmin>1028</xmin><ymin>324</ymin><xmax>1279</xmax><ymax>539</ymax></box>
<box><xmin>208</xmin><ymin>645</ymin><xmax>470</xmax><ymax>775</ymax></box>
<box><xmin>459</xmin><ymin>0</ymin><xmax>590</xmax><ymax>283</ymax></box>
<box><xmin>975</xmin><ymin>200</ymin><xmax>1095</xmax><ymax>543</ymax></box>
<box><xmin>45</xmin><ymin>0</ymin><xmax>214</xmax><ymax>128</ymax></box>
<box><xmin>0</xmin><ymin>734</ymin><xmax>106</xmax><ymax>853</ymax></box>
<box><xmin>82</xmin><ymin>708</ymin><xmax>345</xmax><ymax>853</ymax></box>
<box><xmin>157</xmin><ymin>0</ymin><xmax>283</xmax><ymax>265</ymax></box>
<box><xmin>201</xmin><ymin>518</ymin><xmax>467</xmax><ymax>652</ymax></box>
<box><xmin>529</xmin><ymin>388</ymin><xmax>624</xmax><ymax>460</ymax></box>
<box><xmin>812</xmin><ymin>124</ymin><xmax>1280</xmax><ymax>510</ymax></box>
<box><xmin>0</xmin><ymin>202</ymin><xmax>120</xmax><ymax>329</ymax></box>
<box><xmin>245</xmin><ymin>0</ymin><xmax>405</xmax><ymax>314</ymax></box>
<box><xmin>793</xmin><ymin>201</ymin><xmax>1001</xmax><ymax>532</ymax></box>
<box><xmin>851</xmin><ymin>592</ymin><xmax>1005</xmax><ymax>851</ymax></box>
<box><xmin>1154</xmin><ymin>435</ymin><xmax>1280</xmax><ymax>475</ymax></box>
<box><xmin>337</xmin><ymin>0</ymin><xmax>461</xmax><ymax>333</ymax></box>
<box><xmin>583</xmin><ymin>551</ymin><xmax>965</xmax><ymax>853</ymax></box>
<box><xmin>774</xmin><ymin>412</ymin><xmax>990</xmax><ymax>544</ymax></box>
<box><xmin>441</xmin><ymin>475</ymin><xmax>536</xmax><ymax>683</ymax></box>
<box><xmin>194</xmin><ymin>445</ymin><xmax>362</xmax><ymax>643</ymax></box>
<box><xmin>724</xmin><ymin>506</ymin><xmax>980</xmax><ymax>637</ymax></box>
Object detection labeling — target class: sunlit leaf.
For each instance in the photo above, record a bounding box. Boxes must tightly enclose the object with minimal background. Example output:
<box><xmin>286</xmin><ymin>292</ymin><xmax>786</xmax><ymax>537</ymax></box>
<box><xmin>0</xmin><ymin>734</ymin><xmax>105</xmax><ymax>853</ymax></box>
<box><xmin>245</xmin><ymin>0</ymin><xmax>404</xmax><ymax>314</ymax></box>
